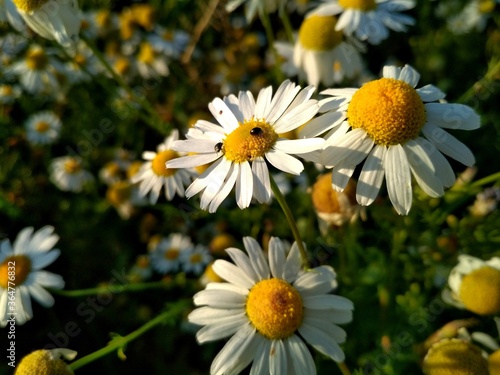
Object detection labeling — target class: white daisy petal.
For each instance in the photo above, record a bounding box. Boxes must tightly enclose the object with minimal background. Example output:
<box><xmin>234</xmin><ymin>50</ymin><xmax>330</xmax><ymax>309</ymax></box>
<box><xmin>417</xmin><ymin>84</ymin><xmax>446</xmax><ymax>102</ymax></box>
<box><xmin>269</xmin><ymin>237</ymin><xmax>287</xmax><ymax>279</ymax></box>
<box><xmin>425</xmin><ymin>103</ymin><xmax>480</xmax><ymax>131</ymax></box>
<box><xmin>294</xmin><ymin>266</ymin><xmax>337</xmax><ymax>296</ymax></box>
<box><xmin>193</xmin><ymin>288</ymin><xmax>246</xmax><ymax>308</ymax></box>
<box><xmin>195</xmin><ymin>313</ymin><xmax>248</xmax><ymax>343</ymax></box>
<box><xmin>225</xmin><ymin>247</ymin><xmax>259</xmax><ymax>283</ymax></box>
<box><xmin>274</xmin><ymin>138</ymin><xmax>325</xmax><ymax>154</ymax></box>
<box><xmin>298</xmin><ymin>321</ymin><xmax>345</xmax><ymax>362</ymax></box>
<box><xmin>235</xmin><ymin>161</ymin><xmax>253</xmax><ymax>210</ymax></box>
<box><xmin>404</xmin><ymin>140</ymin><xmax>444</xmax><ymax>197</ymax></box>
<box><xmin>208</xmin><ymin>97</ymin><xmax>239</xmax><ymax>132</ymax></box>
<box><xmin>287</xmin><ymin>335</ymin><xmax>316</xmax><ymax>374</ymax></box>
<box><xmin>213</xmin><ymin>259</ymin><xmax>255</xmax><ymax>289</ymax></box>
<box><xmin>302</xmin><ymin>294</ymin><xmax>354</xmax><ymax>310</ymax></box>
<box><xmin>422</xmin><ymin>123</ymin><xmax>475</xmax><ymax>166</ymax></box>
<box><xmin>243</xmin><ymin>237</ymin><xmax>270</xmax><ymax>280</ymax></box>
<box><xmin>265</xmin><ymin>150</ymin><xmax>304</xmax><ymax>175</ymax></box>
<box><xmin>252</xmin><ymin>157</ymin><xmax>272</xmax><ymax>203</ymax></box>
<box><xmin>357</xmin><ymin>145</ymin><xmax>386</xmax><ymax>206</ymax></box>
<box><xmin>399</xmin><ymin>64</ymin><xmax>420</xmax><ymax>87</ymax></box>
<box><xmin>383</xmin><ymin>145</ymin><xmax>412</xmax><ymax>215</ymax></box>
<box><xmin>269</xmin><ymin>339</ymin><xmax>287</xmax><ymax>375</ymax></box>
<box><xmin>255</xmin><ymin>85</ymin><xmax>273</xmax><ymax>118</ymax></box>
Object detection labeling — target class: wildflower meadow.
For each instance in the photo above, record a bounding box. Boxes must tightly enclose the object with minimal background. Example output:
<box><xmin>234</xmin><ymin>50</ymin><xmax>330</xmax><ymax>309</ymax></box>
<box><xmin>1</xmin><ymin>0</ymin><xmax>500</xmax><ymax>374</ymax></box>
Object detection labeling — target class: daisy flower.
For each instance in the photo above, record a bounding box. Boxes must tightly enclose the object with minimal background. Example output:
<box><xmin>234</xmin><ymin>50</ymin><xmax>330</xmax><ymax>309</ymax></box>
<box><xmin>11</xmin><ymin>0</ymin><xmax>81</xmax><ymax>48</ymax></box>
<box><xmin>149</xmin><ymin>233</ymin><xmax>193</xmax><ymax>274</ymax></box>
<box><xmin>189</xmin><ymin>236</ymin><xmax>353</xmax><ymax>374</ymax></box>
<box><xmin>0</xmin><ymin>83</ymin><xmax>22</xmax><ymax>105</ymax></box>
<box><xmin>24</xmin><ymin>110</ymin><xmax>61</xmax><ymax>145</ymax></box>
<box><xmin>15</xmin><ymin>348</ymin><xmax>77</xmax><ymax>375</ymax></box>
<box><xmin>446</xmin><ymin>0</ymin><xmax>498</xmax><ymax>34</ymax></box>
<box><xmin>49</xmin><ymin>156</ymin><xmax>94</xmax><ymax>193</ymax></box>
<box><xmin>166</xmin><ymin>80</ymin><xmax>323</xmax><ymax>213</ymax></box>
<box><xmin>308</xmin><ymin>64</ymin><xmax>480</xmax><ymax>215</ymax></box>
<box><xmin>147</xmin><ymin>26</ymin><xmax>189</xmax><ymax>59</ymax></box>
<box><xmin>180</xmin><ymin>244</ymin><xmax>212</xmax><ymax>275</ymax></box>
<box><xmin>226</xmin><ymin>0</ymin><xmax>285</xmax><ymax>23</ymax></box>
<box><xmin>131</xmin><ymin>130</ymin><xmax>194</xmax><ymax>205</ymax></box>
<box><xmin>135</xmin><ymin>40</ymin><xmax>170</xmax><ymax>79</ymax></box>
<box><xmin>307</xmin><ymin>0</ymin><xmax>416</xmax><ymax>45</ymax></box>
<box><xmin>442</xmin><ymin>255</ymin><xmax>500</xmax><ymax>316</ymax></box>
<box><xmin>0</xmin><ymin>226</ymin><xmax>65</xmax><ymax>327</ymax></box>
<box><xmin>63</xmin><ymin>41</ymin><xmax>101</xmax><ymax>84</ymax></box>
<box><xmin>275</xmin><ymin>15</ymin><xmax>363</xmax><ymax>88</ymax></box>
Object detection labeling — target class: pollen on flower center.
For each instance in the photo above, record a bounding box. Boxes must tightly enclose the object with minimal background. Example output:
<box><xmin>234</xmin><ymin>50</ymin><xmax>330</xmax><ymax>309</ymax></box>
<box><xmin>152</xmin><ymin>150</ymin><xmax>179</xmax><ymax>176</ymax></box>
<box><xmin>0</xmin><ymin>255</ymin><xmax>32</xmax><ymax>288</ymax></box>
<box><xmin>164</xmin><ymin>248</ymin><xmax>179</xmax><ymax>260</ymax></box>
<box><xmin>298</xmin><ymin>15</ymin><xmax>343</xmax><ymax>51</ymax></box>
<box><xmin>423</xmin><ymin>338</ymin><xmax>489</xmax><ymax>375</ymax></box>
<box><xmin>63</xmin><ymin>159</ymin><xmax>82</xmax><ymax>174</ymax></box>
<box><xmin>12</xmin><ymin>0</ymin><xmax>49</xmax><ymax>12</ymax></box>
<box><xmin>15</xmin><ymin>349</ymin><xmax>73</xmax><ymax>375</ymax></box>
<box><xmin>223</xmin><ymin>119</ymin><xmax>278</xmax><ymax>163</ymax></box>
<box><xmin>347</xmin><ymin>77</ymin><xmax>426</xmax><ymax>146</ymax></box>
<box><xmin>138</xmin><ymin>42</ymin><xmax>155</xmax><ymax>64</ymax></box>
<box><xmin>338</xmin><ymin>0</ymin><xmax>376</xmax><ymax>11</ymax></box>
<box><xmin>106</xmin><ymin>181</ymin><xmax>132</xmax><ymax>205</ymax></box>
<box><xmin>35</xmin><ymin>121</ymin><xmax>50</xmax><ymax>133</ymax></box>
<box><xmin>246</xmin><ymin>278</ymin><xmax>303</xmax><ymax>339</ymax></box>
<box><xmin>459</xmin><ymin>266</ymin><xmax>500</xmax><ymax>315</ymax></box>
<box><xmin>26</xmin><ymin>49</ymin><xmax>48</xmax><ymax>70</ymax></box>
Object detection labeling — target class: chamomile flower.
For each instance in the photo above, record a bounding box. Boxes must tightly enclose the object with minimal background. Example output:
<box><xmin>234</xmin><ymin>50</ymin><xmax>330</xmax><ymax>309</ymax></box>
<box><xmin>135</xmin><ymin>41</ymin><xmax>169</xmax><ymax>79</ymax></box>
<box><xmin>15</xmin><ymin>348</ymin><xmax>77</xmax><ymax>375</ymax></box>
<box><xmin>447</xmin><ymin>0</ymin><xmax>498</xmax><ymax>34</ymax></box>
<box><xmin>0</xmin><ymin>83</ymin><xmax>21</xmax><ymax>105</ymax></box>
<box><xmin>24</xmin><ymin>110</ymin><xmax>61</xmax><ymax>145</ymax></box>
<box><xmin>147</xmin><ymin>26</ymin><xmax>189</xmax><ymax>58</ymax></box>
<box><xmin>166</xmin><ymin>80</ymin><xmax>323</xmax><ymax>213</ymax></box>
<box><xmin>11</xmin><ymin>0</ymin><xmax>81</xmax><ymax>48</ymax></box>
<box><xmin>180</xmin><ymin>244</ymin><xmax>212</xmax><ymax>275</ymax></box>
<box><xmin>0</xmin><ymin>226</ymin><xmax>65</xmax><ymax>327</ymax></box>
<box><xmin>309</xmin><ymin>64</ymin><xmax>479</xmax><ymax>215</ymax></box>
<box><xmin>149</xmin><ymin>233</ymin><xmax>193</xmax><ymax>274</ymax></box>
<box><xmin>49</xmin><ymin>156</ymin><xmax>94</xmax><ymax>193</ymax></box>
<box><xmin>63</xmin><ymin>41</ymin><xmax>101</xmax><ymax>84</ymax></box>
<box><xmin>275</xmin><ymin>15</ymin><xmax>363</xmax><ymax>88</ymax></box>
<box><xmin>226</xmin><ymin>0</ymin><xmax>286</xmax><ymax>23</ymax></box>
<box><xmin>131</xmin><ymin>130</ymin><xmax>194</xmax><ymax>205</ymax></box>
<box><xmin>422</xmin><ymin>338</ymin><xmax>489</xmax><ymax>375</ymax></box>
<box><xmin>307</xmin><ymin>0</ymin><xmax>416</xmax><ymax>45</ymax></box>
<box><xmin>442</xmin><ymin>255</ymin><xmax>500</xmax><ymax>315</ymax></box>
<box><xmin>189</xmin><ymin>236</ymin><xmax>353</xmax><ymax>374</ymax></box>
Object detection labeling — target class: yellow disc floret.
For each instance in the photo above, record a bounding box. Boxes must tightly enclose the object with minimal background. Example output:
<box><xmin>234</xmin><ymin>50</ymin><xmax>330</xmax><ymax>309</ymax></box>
<box><xmin>338</xmin><ymin>0</ymin><xmax>376</xmax><ymax>11</ymax></box>
<box><xmin>35</xmin><ymin>121</ymin><xmax>50</xmax><ymax>133</ymax></box>
<box><xmin>298</xmin><ymin>15</ymin><xmax>343</xmax><ymax>51</ymax></box>
<box><xmin>164</xmin><ymin>248</ymin><xmax>179</xmax><ymax>260</ymax></box>
<box><xmin>223</xmin><ymin>120</ymin><xmax>278</xmax><ymax>163</ymax></box>
<box><xmin>459</xmin><ymin>266</ymin><xmax>500</xmax><ymax>315</ymax></box>
<box><xmin>348</xmin><ymin>78</ymin><xmax>426</xmax><ymax>146</ymax></box>
<box><xmin>12</xmin><ymin>0</ymin><xmax>49</xmax><ymax>12</ymax></box>
<box><xmin>0</xmin><ymin>255</ymin><xmax>32</xmax><ymax>288</ymax></box>
<box><xmin>26</xmin><ymin>48</ymin><xmax>48</xmax><ymax>70</ymax></box>
<box><xmin>246</xmin><ymin>278</ymin><xmax>304</xmax><ymax>339</ymax></box>
<box><xmin>137</xmin><ymin>42</ymin><xmax>156</xmax><ymax>64</ymax></box>
<box><xmin>422</xmin><ymin>338</ymin><xmax>489</xmax><ymax>375</ymax></box>
<box><xmin>489</xmin><ymin>349</ymin><xmax>500</xmax><ymax>375</ymax></box>
<box><xmin>152</xmin><ymin>150</ymin><xmax>179</xmax><ymax>177</ymax></box>
<box><xmin>106</xmin><ymin>181</ymin><xmax>132</xmax><ymax>206</ymax></box>
<box><xmin>15</xmin><ymin>350</ymin><xmax>74</xmax><ymax>375</ymax></box>
<box><xmin>63</xmin><ymin>158</ymin><xmax>82</xmax><ymax>174</ymax></box>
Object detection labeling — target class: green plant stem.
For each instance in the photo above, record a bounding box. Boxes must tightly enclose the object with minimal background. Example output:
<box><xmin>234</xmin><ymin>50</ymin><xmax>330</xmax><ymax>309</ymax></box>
<box><xmin>337</xmin><ymin>361</ymin><xmax>351</xmax><ymax>375</ymax></box>
<box><xmin>470</xmin><ymin>171</ymin><xmax>500</xmax><ymax>188</ymax></box>
<box><xmin>458</xmin><ymin>58</ymin><xmax>500</xmax><ymax>104</ymax></box>
<box><xmin>259</xmin><ymin>9</ymin><xmax>279</xmax><ymax>64</ymax></box>
<box><xmin>270</xmin><ymin>175</ymin><xmax>309</xmax><ymax>268</ymax></box>
<box><xmin>51</xmin><ymin>281</ymin><xmax>175</xmax><ymax>298</ymax></box>
<box><xmin>69</xmin><ymin>301</ymin><xmax>188</xmax><ymax>371</ymax></box>
<box><xmin>279</xmin><ymin>5</ymin><xmax>294</xmax><ymax>43</ymax></box>
<box><xmin>80</xmin><ymin>35</ymin><xmax>170</xmax><ymax>135</ymax></box>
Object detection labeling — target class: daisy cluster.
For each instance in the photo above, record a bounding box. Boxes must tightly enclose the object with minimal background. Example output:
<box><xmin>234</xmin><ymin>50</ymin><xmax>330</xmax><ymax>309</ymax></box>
<box><xmin>1</xmin><ymin>0</ymin><xmax>499</xmax><ymax>374</ymax></box>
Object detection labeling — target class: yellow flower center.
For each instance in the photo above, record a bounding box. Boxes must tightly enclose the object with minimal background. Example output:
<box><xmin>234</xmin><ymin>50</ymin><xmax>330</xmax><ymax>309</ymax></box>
<box><xmin>246</xmin><ymin>278</ymin><xmax>303</xmax><ymax>339</ymax></box>
<box><xmin>35</xmin><ymin>121</ymin><xmax>51</xmax><ymax>133</ymax></box>
<box><xmin>127</xmin><ymin>161</ymin><xmax>143</xmax><ymax>180</ymax></box>
<box><xmin>479</xmin><ymin>0</ymin><xmax>496</xmax><ymax>14</ymax></box>
<box><xmin>152</xmin><ymin>150</ymin><xmax>179</xmax><ymax>177</ymax></box>
<box><xmin>15</xmin><ymin>350</ymin><xmax>73</xmax><ymax>375</ymax></box>
<box><xmin>164</xmin><ymin>248</ymin><xmax>179</xmax><ymax>260</ymax></box>
<box><xmin>489</xmin><ymin>350</ymin><xmax>500</xmax><ymax>375</ymax></box>
<box><xmin>459</xmin><ymin>266</ymin><xmax>500</xmax><ymax>315</ymax></box>
<box><xmin>298</xmin><ymin>15</ymin><xmax>343</xmax><ymax>51</ymax></box>
<box><xmin>202</xmin><ymin>262</ymin><xmax>224</xmax><ymax>283</ymax></box>
<box><xmin>26</xmin><ymin>49</ymin><xmax>48</xmax><ymax>70</ymax></box>
<box><xmin>0</xmin><ymin>255</ymin><xmax>32</xmax><ymax>288</ymax></box>
<box><xmin>0</xmin><ymin>85</ymin><xmax>13</xmax><ymax>96</ymax></box>
<box><xmin>131</xmin><ymin>4</ymin><xmax>156</xmax><ymax>31</ymax></box>
<box><xmin>162</xmin><ymin>30</ymin><xmax>174</xmax><ymax>41</ymax></box>
<box><xmin>12</xmin><ymin>0</ymin><xmax>48</xmax><ymax>12</ymax></box>
<box><xmin>423</xmin><ymin>339</ymin><xmax>489</xmax><ymax>375</ymax></box>
<box><xmin>190</xmin><ymin>253</ymin><xmax>202</xmax><ymax>264</ymax></box>
<box><xmin>63</xmin><ymin>159</ymin><xmax>82</xmax><ymax>174</ymax></box>
<box><xmin>338</xmin><ymin>0</ymin><xmax>376</xmax><ymax>11</ymax></box>
<box><xmin>74</xmin><ymin>53</ymin><xmax>87</xmax><ymax>67</ymax></box>
<box><xmin>348</xmin><ymin>78</ymin><xmax>426</xmax><ymax>146</ymax></box>
<box><xmin>223</xmin><ymin>120</ymin><xmax>278</xmax><ymax>163</ymax></box>
<box><xmin>113</xmin><ymin>57</ymin><xmax>131</xmax><ymax>76</ymax></box>
<box><xmin>311</xmin><ymin>173</ymin><xmax>356</xmax><ymax>214</ymax></box>
<box><xmin>106</xmin><ymin>181</ymin><xmax>132</xmax><ymax>205</ymax></box>
<box><xmin>137</xmin><ymin>42</ymin><xmax>155</xmax><ymax>64</ymax></box>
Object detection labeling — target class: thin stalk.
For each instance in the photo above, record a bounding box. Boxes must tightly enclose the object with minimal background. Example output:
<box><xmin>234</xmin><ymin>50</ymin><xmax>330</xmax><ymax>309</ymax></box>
<box><xmin>270</xmin><ymin>175</ymin><xmax>309</xmax><ymax>268</ymax></box>
<box><xmin>69</xmin><ymin>301</ymin><xmax>188</xmax><ymax>371</ymax></box>
<box><xmin>337</xmin><ymin>362</ymin><xmax>351</xmax><ymax>375</ymax></box>
<box><xmin>51</xmin><ymin>281</ymin><xmax>174</xmax><ymax>298</ymax></box>
<box><xmin>279</xmin><ymin>5</ymin><xmax>294</xmax><ymax>43</ymax></box>
<box><xmin>80</xmin><ymin>35</ymin><xmax>170</xmax><ymax>135</ymax></box>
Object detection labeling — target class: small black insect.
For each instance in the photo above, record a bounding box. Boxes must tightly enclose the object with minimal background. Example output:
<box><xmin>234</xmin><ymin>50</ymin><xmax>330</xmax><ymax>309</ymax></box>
<box><xmin>214</xmin><ymin>142</ymin><xmax>223</xmax><ymax>153</ymax></box>
<box><xmin>250</xmin><ymin>127</ymin><xmax>263</xmax><ymax>135</ymax></box>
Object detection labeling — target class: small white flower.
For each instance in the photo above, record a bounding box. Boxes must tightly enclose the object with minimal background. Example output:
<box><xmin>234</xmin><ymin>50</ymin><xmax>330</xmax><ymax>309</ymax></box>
<box><xmin>49</xmin><ymin>156</ymin><xmax>94</xmax><ymax>193</ymax></box>
<box><xmin>24</xmin><ymin>110</ymin><xmax>61</xmax><ymax>145</ymax></box>
<box><xmin>180</xmin><ymin>244</ymin><xmax>212</xmax><ymax>275</ymax></box>
<box><xmin>0</xmin><ymin>226</ymin><xmax>65</xmax><ymax>326</ymax></box>
<box><xmin>149</xmin><ymin>233</ymin><xmax>193</xmax><ymax>274</ymax></box>
<box><xmin>189</xmin><ymin>236</ymin><xmax>353</xmax><ymax>374</ymax></box>
<box><xmin>167</xmin><ymin>80</ymin><xmax>323</xmax><ymax>212</ymax></box>
<box><xmin>226</xmin><ymin>0</ymin><xmax>286</xmax><ymax>23</ymax></box>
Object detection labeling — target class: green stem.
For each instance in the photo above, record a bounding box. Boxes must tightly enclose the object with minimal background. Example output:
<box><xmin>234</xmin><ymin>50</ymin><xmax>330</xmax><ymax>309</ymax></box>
<box><xmin>470</xmin><ymin>171</ymin><xmax>500</xmax><ymax>188</ymax></box>
<box><xmin>279</xmin><ymin>5</ymin><xmax>294</xmax><ymax>44</ymax></box>
<box><xmin>69</xmin><ymin>301</ymin><xmax>188</xmax><ymax>371</ymax></box>
<box><xmin>51</xmin><ymin>281</ymin><xmax>174</xmax><ymax>298</ymax></box>
<box><xmin>337</xmin><ymin>362</ymin><xmax>351</xmax><ymax>375</ymax></box>
<box><xmin>458</xmin><ymin>58</ymin><xmax>500</xmax><ymax>104</ymax></box>
<box><xmin>270</xmin><ymin>176</ymin><xmax>309</xmax><ymax>268</ymax></box>
<box><xmin>80</xmin><ymin>35</ymin><xmax>170</xmax><ymax>135</ymax></box>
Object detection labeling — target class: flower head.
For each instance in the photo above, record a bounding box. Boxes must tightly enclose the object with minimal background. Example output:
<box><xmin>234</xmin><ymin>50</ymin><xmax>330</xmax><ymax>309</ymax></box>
<box><xmin>49</xmin><ymin>156</ymin><xmax>94</xmax><ymax>193</ymax></box>
<box><xmin>131</xmin><ymin>130</ymin><xmax>195</xmax><ymax>204</ymax></box>
<box><xmin>443</xmin><ymin>255</ymin><xmax>500</xmax><ymax>315</ymax></box>
<box><xmin>24</xmin><ymin>110</ymin><xmax>61</xmax><ymax>145</ymax></box>
<box><xmin>189</xmin><ymin>236</ymin><xmax>353</xmax><ymax>374</ymax></box>
<box><xmin>149</xmin><ymin>233</ymin><xmax>193</xmax><ymax>274</ymax></box>
<box><xmin>15</xmin><ymin>348</ymin><xmax>76</xmax><ymax>375</ymax></box>
<box><xmin>307</xmin><ymin>64</ymin><xmax>480</xmax><ymax>215</ymax></box>
<box><xmin>308</xmin><ymin>0</ymin><xmax>416</xmax><ymax>45</ymax></box>
<box><xmin>226</xmin><ymin>0</ymin><xmax>285</xmax><ymax>23</ymax></box>
<box><xmin>167</xmin><ymin>80</ymin><xmax>323</xmax><ymax>212</ymax></box>
<box><xmin>0</xmin><ymin>226</ymin><xmax>65</xmax><ymax>326</ymax></box>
